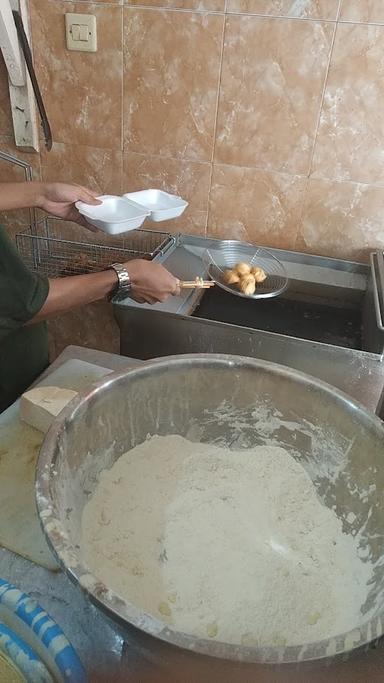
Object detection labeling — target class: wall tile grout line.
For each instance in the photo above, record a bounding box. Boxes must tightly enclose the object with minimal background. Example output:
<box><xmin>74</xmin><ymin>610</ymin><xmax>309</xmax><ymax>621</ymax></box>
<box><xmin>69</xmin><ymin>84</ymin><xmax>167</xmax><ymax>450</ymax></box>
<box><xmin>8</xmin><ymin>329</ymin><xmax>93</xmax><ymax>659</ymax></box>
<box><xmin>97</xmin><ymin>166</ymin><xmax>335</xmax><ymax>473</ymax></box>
<box><xmin>121</xmin><ymin>5</ymin><xmax>338</xmax><ymax>20</ymax></box>
<box><xmin>124</xmin><ymin>5</ymin><xmax>225</xmax><ymax>15</ymax></box>
<box><xmin>60</xmin><ymin>1</ymin><xmax>124</xmax><ymax>5</ymax></box>
<box><xmin>295</xmin><ymin>0</ymin><xmax>343</xmax><ymax>254</ymax></box>
<box><xmin>97</xmin><ymin>145</ymin><xmax>384</xmax><ymax>190</ymax></box>
<box><xmin>336</xmin><ymin>0</ymin><xmax>343</xmax><ymax>22</ymax></box>
<box><xmin>306</xmin><ymin>3</ymin><xmax>341</xmax><ymax>180</ymax></box>
<box><xmin>121</xmin><ymin>4</ymin><xmax>124</xmax><ymax>153</ymax></box>
<box><xmin>292</xmin><ymin>175</ymin><xmax>309</xmax><ymax>253</ymax></box>
<box><xmin>123</xmin><ymin>150</ymin><xmax>213</xmax><ymax>165</ymax></box>
<box><xmin>338</xmin><ymin>19</ymin><xmax>384</xmax><ymax>27</ymax></box>
<box><xmin>119</xmin><ymin>4</ymin><xmax>125</xmax><ymax>191</ymax></box>
<box><xmin>55</xmin><ymin>0</ymin><xmax>384</xmax><ymax>26</ymax></box>
<box><xmin>205</xmin><ymin>10</ymin><xmax>226</xmax><ymax>236</ymax></box>
<box><xmin>223</xmin><ymin>11</ymin><xmax>337</xmax><ymax>22</ymax></box>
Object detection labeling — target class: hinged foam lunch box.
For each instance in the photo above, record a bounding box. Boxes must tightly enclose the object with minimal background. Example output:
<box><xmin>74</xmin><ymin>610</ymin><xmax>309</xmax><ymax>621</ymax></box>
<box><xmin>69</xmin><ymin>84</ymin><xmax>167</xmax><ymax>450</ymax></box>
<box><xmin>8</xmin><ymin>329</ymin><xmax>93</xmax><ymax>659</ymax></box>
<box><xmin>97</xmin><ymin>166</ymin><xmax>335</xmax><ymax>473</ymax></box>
<box><xmin>76</xmin><ymin>190</ymin><xmax>188</xmax><ymax>235</ymax></box>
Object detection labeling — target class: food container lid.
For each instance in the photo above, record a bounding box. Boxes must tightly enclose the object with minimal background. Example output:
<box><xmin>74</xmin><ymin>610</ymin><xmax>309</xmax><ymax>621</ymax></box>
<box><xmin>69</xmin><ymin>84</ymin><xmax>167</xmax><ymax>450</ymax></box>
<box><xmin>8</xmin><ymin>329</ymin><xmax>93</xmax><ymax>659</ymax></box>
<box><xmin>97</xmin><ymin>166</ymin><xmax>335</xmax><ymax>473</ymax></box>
<box><xmin>76</xmin><ymin>195</ymin><xmax>150</xmax><ymax>224</ymax></box>
<box><xmin>124</xmin><ymin>189</ymin><xmax>187</xmax><ymax>211</ymax></box>
<box><xmin>123</xmin><ymin>189</ymin><xmax>188</xmax><ymax>222</ymax></box>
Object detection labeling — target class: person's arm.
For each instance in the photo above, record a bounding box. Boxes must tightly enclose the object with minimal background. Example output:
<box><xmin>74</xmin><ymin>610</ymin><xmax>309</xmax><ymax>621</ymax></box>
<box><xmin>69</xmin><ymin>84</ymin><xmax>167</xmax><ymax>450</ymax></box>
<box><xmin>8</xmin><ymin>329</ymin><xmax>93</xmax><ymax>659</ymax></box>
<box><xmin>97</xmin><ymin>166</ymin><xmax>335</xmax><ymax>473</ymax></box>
<box><xmin>29</xmin><ymin>259</ymin><xmax>180</xmax><ymax>324</ymax></box>
<box><xmin>0</xmin><ymin>182</ymin><xmax>43</xmax><ymax>211</ymax></box>
<box><xmin>0</xmin><ymin>182</ymin><xmax>100</xmax><ymax>230</ymax></box>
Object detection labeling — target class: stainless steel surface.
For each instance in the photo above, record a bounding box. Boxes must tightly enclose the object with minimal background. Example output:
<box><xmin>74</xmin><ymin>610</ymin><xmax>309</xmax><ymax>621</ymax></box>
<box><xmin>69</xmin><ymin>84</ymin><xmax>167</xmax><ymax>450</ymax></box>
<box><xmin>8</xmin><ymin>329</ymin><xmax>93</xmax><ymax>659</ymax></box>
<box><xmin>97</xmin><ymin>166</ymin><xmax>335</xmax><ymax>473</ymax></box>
<box><xmin>116</xmin><ymin>307</ymin><xmax>384</xmax><ymax>416</ymax></box>
<box><xmin>377</xmin><ymin>252</ymin><xmax>384</xmax><ymax>303</ymax></box>
<box><xmin>115</xmin><ymin>234</ymin><xmax>370</xmax><ymax>316</ymax></box>
<box><xmin>204</xmin><ymin>241</ymin><xmax>288</xmax><ymax>299</ymax></box>
<box><xmin>3</xmin><ymin>346</ymin><xmax>384</xmax><ymax>682</ymax></box>
<box><xmin>371</xmin><ymin>251</ymin><xmax>384</xmax><ymax>332</ymax></box>
<box><xmin>16</xmin><ymin>224</ymin><xmax>174</xmax><ymax>276</ymax></box>
<box><xmin>37</xmin><ymin>355</ymin><xmax>384</xmax><ymax>671</ymax></box>
<box><xmin>114</xmin><ymin>234</ymin><xmax>384</xmax><ymax>416</ymax></box>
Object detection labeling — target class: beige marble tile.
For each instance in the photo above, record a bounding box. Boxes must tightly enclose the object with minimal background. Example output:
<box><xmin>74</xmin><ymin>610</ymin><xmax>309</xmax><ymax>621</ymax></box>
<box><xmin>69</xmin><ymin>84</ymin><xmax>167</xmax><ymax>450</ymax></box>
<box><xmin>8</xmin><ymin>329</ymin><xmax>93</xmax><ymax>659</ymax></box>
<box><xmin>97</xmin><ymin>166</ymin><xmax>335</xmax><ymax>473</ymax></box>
<box><xmin>41</xmin><ymin>142</ymin><xmax>122</xmax><ymax>194</ymax></box>
<box><xmin>227</xmin><ymin>0</ymin><xmax>338</xmax><ymax>19</ymax></box>
<box><xmin>0</xmin><ymin>137</ymin><xmax>41</xmax><ymax>238</ymax></box>
<box><xmin>40</xmin><ymin>141</ymin><xmax>124</xmax><ymax>247</ymax></box>
<box><xmin>215</xmin><ymin>16</ymin><xmax>334</xmax><ymax>175</ymax></box>
<box><xmin>312</xmin><ymin>23</ymin><xmax>384</xmax><ymax>185</ymax></box>
<box><xmin>2</xmin><ymin>213</ymin><xmax>35</xmax><ymax>242</ymax></box>
<box><xmin>123</xmin><ymin>9</ymin><xmax>224</xmax><ymax>162</ymax></box>
<box><xmin>126</xmin><ymin>0</ymin><xmax>224</xmax><ymax>9</ymax></box>
<box><xmin>0</xmin><ymin>56</ymin><xmax>12</xmax><ymax>136</ymax></box>
<box><xmin>296</xmin><ymin>178</ymin><xmax>384</xmax><ymax>262</ymax></box>
<box><xmin>208</xmin><ymin>164</ymin><xmax>305</xmax><ymax>249</ymax></box>
<box><xmin>0</xmin><ymin>137</ymin><xmax>40</xmax><ymax>181</ymax></box>
<box><xmin>48</xmin><ymin>301</ymin><xmax>120</xmax><ymax>360</ymax></box>
<box><xmin>339</xmin><ymin>1</ymin><xmax>384</xmax><ymax>23</ymax></box>
<box><xmin>44</xmin><ymin>217</ymin><xmax>155</xmax><ymax>253</ymax></box>
<box><xmin>62</xmin><ymin>0</ymin><xmax>122</xmax><ymax>4</ymax></box>
<box><xmin>30</xmin><ymin>1</ymin><xmax>122</xmax><ymax>149</ymax></box>
<box><xmin>123</xmin><ymin>153</ymin><xmax>210</xmax><ymax>235</ymax></box>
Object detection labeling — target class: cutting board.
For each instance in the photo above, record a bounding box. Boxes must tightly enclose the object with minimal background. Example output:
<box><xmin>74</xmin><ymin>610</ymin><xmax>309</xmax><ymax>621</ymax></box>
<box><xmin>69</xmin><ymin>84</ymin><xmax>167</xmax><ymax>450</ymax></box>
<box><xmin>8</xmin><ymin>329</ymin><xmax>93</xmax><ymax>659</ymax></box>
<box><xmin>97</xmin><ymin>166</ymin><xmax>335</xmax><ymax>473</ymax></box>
<box><xmin>0</xmin><ymin>359</ymin><xmax>112</xmax><ymax>571</ymax></box>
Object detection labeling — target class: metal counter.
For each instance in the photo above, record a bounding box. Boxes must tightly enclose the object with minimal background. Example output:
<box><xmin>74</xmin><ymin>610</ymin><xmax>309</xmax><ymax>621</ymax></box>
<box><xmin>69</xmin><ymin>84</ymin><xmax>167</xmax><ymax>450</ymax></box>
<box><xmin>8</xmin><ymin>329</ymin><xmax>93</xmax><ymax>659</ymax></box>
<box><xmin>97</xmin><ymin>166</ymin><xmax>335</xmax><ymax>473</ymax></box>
<box><xmin>2</xmin><ymin>345</ymin><xmax>384</xmax><ymax>682</ymax></box>
<box><xmin>115</xmin><ymin>235</ymin><xmax>384</xmax><ymax>418</ymax></box>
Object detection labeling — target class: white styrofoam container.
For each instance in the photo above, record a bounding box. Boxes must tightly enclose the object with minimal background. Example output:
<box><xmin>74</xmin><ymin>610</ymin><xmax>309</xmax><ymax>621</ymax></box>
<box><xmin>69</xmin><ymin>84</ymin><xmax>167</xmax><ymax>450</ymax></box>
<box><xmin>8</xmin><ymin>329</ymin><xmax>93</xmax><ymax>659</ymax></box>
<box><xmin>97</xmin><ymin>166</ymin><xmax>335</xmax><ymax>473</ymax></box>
<box><xmin>123</xmin><ymin>189</ymin><xmax>188</xmax><ymax>222</ymax></box>
<box><xmin>76</xmin><ymin>195</ymin><xmax>150</xmax><ymax>235</ymax></box>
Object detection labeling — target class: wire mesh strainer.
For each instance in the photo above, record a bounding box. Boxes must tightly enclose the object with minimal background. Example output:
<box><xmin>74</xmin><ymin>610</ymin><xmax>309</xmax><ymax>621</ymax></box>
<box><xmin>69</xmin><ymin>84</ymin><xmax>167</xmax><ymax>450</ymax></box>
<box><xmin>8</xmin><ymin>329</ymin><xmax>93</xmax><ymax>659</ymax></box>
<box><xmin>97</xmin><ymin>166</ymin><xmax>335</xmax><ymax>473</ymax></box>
<box><xmin>203</xmin><ymin>241</ymin><xmax>288</xmax><ymax>299</ymax></box>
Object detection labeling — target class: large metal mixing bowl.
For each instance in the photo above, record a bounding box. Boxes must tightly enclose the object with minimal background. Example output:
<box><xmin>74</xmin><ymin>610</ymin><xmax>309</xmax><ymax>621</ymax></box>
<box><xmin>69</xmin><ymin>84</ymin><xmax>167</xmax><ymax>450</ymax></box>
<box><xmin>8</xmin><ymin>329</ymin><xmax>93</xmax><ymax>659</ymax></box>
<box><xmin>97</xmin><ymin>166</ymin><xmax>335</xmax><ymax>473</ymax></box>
<box><xmin>36</xmin><ymin>355</ymin><xmax>384</xmax><ymax>671</ymax></box>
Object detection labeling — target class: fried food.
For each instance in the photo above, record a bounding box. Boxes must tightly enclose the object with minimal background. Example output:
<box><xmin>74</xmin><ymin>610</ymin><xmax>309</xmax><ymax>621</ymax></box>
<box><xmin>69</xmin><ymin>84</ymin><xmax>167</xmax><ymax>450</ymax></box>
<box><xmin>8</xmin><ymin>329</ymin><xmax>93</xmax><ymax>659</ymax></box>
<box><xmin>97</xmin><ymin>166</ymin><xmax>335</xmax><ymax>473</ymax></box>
<box><xmin>235</xmin><ymin>262</ymin><xmax>251</xmax><ymax>277</ymax></box>
<box><xmin>223</xmin><ymin>269</ymin><xmax>241</xmax><ymax>285</ymax></box>
<box><xmin>251</xmin><ymin>266</ymin><xmax>267</xmax><ymax>283</ymax></box>
<box><xmin>239</xmin><ymin>274</ymin><xmax>256</xmax><ymax>296</ymax></box>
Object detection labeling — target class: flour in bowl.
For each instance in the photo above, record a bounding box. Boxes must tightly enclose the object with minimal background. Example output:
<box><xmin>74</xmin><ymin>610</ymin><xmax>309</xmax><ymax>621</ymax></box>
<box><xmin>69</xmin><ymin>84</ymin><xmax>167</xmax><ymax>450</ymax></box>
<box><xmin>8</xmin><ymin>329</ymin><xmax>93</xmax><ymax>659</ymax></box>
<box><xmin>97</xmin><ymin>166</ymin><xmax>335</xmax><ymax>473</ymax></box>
<box><xmin>81</xmin><ymin>435</ymin><xmax>372</xmax><ymax>647</ymax></box>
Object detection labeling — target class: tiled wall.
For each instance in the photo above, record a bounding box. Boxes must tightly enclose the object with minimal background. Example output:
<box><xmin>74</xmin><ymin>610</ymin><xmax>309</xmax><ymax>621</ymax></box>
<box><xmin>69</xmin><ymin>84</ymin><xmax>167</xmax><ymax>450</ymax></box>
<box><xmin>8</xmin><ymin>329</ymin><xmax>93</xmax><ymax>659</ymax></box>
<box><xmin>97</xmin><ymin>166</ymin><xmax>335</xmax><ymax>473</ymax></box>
<box><xmin>1</xmin><ymin>0</ymin><xmax>384</xmax><ymax>265</ymax></box>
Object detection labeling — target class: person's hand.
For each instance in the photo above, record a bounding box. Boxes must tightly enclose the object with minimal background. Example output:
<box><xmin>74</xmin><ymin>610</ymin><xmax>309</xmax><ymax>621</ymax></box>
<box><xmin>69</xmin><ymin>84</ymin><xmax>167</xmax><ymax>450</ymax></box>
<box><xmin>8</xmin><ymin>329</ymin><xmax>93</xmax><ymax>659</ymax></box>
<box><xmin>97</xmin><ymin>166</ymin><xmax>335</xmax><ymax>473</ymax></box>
<box><xmin>37</xmin><ymin>182</ymin><xmax>101</xmax><ymax>231</ymax></box>
<box><xmin>124</xmin><ymin>260</ymin><xmax>180</xmax><ymax>304</ymax></box>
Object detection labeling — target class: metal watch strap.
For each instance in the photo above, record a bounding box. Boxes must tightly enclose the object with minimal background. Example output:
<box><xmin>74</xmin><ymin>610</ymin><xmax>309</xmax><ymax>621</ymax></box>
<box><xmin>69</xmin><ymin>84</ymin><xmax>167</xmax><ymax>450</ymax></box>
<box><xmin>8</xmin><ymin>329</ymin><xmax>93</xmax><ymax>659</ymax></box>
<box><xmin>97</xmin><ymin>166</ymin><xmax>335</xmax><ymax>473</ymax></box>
<box><xmin>109</xmin><ymin>263</ymin><xmax>132</xmax><ymax>302</ymax></box>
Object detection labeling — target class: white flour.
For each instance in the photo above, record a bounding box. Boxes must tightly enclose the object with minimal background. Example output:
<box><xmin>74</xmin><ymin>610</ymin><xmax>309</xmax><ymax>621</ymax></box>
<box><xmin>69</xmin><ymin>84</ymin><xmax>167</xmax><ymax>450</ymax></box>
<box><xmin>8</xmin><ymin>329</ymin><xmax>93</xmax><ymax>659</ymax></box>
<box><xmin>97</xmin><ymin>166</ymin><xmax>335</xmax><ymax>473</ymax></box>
<box><xmin>81</xmin><ymin>435</ymin><xmax>372</xmax><ymax>647</ymax></box>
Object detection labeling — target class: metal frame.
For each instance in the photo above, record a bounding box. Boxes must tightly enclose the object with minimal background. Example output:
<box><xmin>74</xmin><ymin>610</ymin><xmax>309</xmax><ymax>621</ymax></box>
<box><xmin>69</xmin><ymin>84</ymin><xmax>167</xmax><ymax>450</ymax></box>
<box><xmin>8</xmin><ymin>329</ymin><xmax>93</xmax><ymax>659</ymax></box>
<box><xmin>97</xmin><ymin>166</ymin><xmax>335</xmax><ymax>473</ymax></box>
<box><xmin>15</xmin><ymin>225</ymin><xmax>175</xmax><ymax>276</ymax></box>
<box><xmin>371</xmin><ymin>251</ymin><xmax>384</xmax><ymax>332</ymax></box>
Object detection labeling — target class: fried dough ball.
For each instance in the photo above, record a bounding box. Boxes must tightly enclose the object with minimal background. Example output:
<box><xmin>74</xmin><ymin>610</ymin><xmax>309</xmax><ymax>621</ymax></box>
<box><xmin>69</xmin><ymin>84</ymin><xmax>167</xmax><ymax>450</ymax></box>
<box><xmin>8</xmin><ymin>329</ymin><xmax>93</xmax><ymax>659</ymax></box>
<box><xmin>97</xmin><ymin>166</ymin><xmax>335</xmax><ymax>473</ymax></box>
<box><xmin>223</xmin><ymin>262</ymin><xmax>266</xmax><ymax>296</ymax></box>
<box><xmin>251</xmin><ymin>266</ymin><xmax>267</xmax><ymax>283</ymax></box>
<box><xmin>235</xmin><ymin>262</ymin><xmax>251</xmax><ymax>277</ymax></box>
<box><xmin>239</xmin><ymin>274</ymin><xmax>256</xmax><ymax>296</ymax></box>
<box><xmin>223</xmin><ymin>269</ymin><xmax>241</xmax><ymax>285</ymax></box>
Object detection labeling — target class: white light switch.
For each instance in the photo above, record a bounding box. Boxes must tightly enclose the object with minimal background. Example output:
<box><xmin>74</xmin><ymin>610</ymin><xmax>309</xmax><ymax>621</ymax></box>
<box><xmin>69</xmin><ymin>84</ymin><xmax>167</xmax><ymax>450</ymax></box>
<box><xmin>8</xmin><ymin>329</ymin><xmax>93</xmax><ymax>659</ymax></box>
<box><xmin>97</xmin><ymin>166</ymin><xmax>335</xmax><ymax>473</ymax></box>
<box><xmin>65</xmin><ymin>13</ymin><xmax>97</xmax><ymax>52</ymax></box>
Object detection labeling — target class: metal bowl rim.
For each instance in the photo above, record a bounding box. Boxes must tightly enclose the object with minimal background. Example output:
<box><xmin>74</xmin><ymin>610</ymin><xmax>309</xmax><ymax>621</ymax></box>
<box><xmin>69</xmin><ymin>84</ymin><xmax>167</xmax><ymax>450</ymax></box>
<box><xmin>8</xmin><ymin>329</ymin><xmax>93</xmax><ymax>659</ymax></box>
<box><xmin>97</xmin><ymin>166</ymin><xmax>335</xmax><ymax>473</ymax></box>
<box><xmin>36</xmin><ymin>353</ymin><xmax>384</xmax><ymax>664</ymax></box>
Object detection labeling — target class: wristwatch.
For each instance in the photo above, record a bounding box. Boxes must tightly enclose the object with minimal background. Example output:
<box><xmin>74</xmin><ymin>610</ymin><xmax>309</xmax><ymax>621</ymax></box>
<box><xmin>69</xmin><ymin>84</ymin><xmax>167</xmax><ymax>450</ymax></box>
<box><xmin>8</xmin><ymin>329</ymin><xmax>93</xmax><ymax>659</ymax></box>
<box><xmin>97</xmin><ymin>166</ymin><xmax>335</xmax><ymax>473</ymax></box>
<box><xmin>108</xmin><ymin>263</ymin><xmax>132</xmax><ymax>301</ymax></box>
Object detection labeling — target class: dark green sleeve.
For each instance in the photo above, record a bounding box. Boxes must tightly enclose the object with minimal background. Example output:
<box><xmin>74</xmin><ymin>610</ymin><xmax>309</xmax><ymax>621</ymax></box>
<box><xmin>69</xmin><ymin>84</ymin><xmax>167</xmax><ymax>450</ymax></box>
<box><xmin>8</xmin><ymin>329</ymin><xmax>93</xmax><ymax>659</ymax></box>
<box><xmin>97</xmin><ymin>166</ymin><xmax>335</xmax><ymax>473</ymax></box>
<box><xmin>0</xmin><ymin>225</ymin><xmax>49</xmax><ymax>340</ymax></box>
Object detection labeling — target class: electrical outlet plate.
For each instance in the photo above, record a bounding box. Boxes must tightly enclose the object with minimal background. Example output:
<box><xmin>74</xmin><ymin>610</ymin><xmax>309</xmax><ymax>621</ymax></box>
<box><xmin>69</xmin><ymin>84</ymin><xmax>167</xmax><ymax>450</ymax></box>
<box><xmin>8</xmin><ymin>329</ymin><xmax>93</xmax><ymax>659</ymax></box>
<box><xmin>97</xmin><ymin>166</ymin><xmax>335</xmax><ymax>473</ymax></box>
<box><xmin>65</xmin><ymin>13</ymin><xmax>97</xmax><ymax>52</ymax></box>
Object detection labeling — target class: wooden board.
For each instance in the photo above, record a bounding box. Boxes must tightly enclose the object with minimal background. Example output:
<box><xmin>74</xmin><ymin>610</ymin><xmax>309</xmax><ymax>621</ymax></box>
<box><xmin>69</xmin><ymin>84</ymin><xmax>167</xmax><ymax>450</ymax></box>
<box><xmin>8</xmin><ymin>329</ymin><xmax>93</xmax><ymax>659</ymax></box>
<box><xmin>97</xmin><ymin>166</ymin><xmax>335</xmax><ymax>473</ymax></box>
<box><xmin>0</xmin><ymin>0</ymin><xmax>40</xmax><ymax>151</ymax></box>
<box><xmin>0</xmin><ymin>360</ymin><xmax>112</xmax><ymax>570</ymax></box>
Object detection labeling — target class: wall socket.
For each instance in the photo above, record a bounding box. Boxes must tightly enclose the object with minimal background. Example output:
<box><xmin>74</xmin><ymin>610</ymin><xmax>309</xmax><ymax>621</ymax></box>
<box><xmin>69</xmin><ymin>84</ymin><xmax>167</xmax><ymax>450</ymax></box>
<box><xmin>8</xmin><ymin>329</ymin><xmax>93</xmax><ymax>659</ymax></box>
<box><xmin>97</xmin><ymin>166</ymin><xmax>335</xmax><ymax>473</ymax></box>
<box><xmin>65</xmin><ymin>13</ymin><xmax>97</xmax><ymax>52</ymax></box>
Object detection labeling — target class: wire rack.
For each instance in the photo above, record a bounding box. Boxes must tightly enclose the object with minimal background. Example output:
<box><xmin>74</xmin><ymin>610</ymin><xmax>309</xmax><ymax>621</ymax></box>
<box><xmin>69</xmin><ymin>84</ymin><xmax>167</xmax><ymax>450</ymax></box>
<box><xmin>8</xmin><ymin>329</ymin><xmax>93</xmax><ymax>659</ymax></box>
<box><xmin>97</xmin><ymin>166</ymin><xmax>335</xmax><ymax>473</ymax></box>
<box><xmin>16</xmin><ymin>219</ymin><xmax>174</xmax><ymax>277</ymax></box>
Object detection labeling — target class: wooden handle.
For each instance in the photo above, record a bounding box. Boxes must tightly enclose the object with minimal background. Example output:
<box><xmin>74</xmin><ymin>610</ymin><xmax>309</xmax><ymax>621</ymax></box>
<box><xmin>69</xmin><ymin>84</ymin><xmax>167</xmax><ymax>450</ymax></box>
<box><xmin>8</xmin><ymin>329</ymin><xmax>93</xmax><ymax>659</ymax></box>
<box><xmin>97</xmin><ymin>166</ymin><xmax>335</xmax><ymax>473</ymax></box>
<box><xmin>180</xmin><ymin>279</ymin><xmax>215</xmax><ymax>290</ymax></box>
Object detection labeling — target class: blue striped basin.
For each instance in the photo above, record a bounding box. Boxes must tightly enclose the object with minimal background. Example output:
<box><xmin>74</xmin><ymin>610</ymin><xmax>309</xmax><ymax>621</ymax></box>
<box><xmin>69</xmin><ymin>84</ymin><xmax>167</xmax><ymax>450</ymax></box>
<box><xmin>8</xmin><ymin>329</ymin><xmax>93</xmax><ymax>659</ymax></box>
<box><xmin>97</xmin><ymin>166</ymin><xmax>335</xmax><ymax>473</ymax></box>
<box><xmin>0</xmin><ymin>579</ymin><xmax>87</xmax><ymax>683</ymax></box>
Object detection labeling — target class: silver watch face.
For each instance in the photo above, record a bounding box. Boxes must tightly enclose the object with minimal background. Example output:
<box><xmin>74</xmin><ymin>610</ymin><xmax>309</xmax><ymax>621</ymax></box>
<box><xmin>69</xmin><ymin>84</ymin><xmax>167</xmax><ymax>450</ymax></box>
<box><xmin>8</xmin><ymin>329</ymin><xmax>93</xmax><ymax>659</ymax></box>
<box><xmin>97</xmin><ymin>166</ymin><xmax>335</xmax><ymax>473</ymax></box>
<box><xmin>111</xmin><ymin>263</ymin><xmax>131</xmax><ymax>292</ymax></box>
